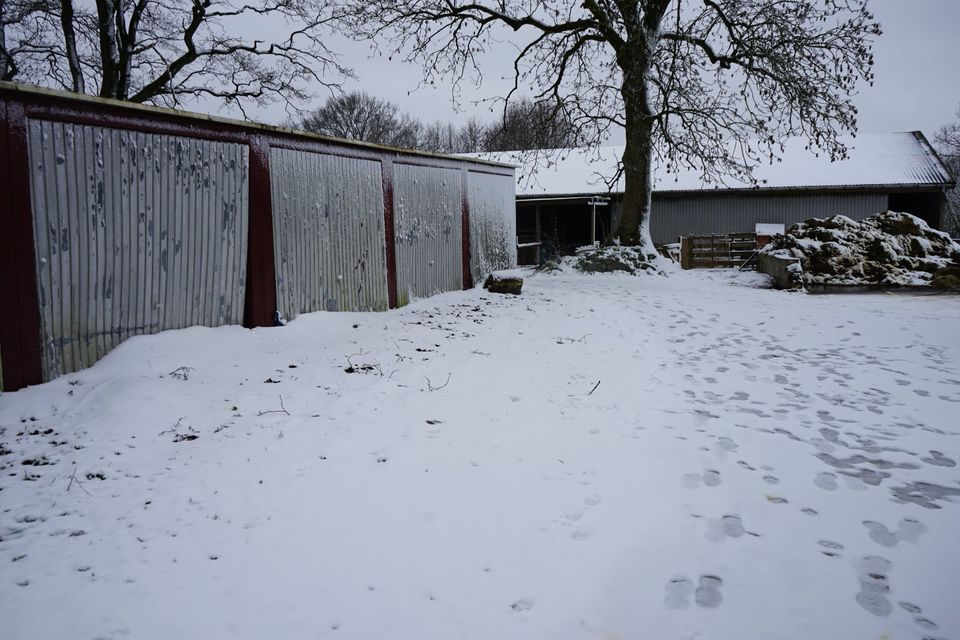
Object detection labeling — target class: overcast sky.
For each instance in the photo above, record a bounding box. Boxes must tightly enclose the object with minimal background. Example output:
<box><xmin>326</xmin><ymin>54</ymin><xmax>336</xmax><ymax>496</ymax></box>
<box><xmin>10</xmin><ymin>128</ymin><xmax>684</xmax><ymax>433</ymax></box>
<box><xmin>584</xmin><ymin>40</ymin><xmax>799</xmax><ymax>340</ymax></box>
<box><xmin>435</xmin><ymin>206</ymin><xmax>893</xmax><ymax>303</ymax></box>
<box><xmin>250</xmin><ymin>0</ymin><xmax>959</xmax><ymax>141</ymax></box>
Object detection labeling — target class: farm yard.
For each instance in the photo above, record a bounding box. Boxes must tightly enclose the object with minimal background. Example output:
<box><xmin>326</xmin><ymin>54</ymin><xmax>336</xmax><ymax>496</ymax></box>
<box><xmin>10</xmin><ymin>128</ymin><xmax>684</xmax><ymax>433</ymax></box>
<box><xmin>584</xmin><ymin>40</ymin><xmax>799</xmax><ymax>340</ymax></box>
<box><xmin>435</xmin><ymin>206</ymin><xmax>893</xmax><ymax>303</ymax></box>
<box><xmin>1</xmin><ymin>267</ymin><xmax>958</xmax><ymax>640</ymax></box>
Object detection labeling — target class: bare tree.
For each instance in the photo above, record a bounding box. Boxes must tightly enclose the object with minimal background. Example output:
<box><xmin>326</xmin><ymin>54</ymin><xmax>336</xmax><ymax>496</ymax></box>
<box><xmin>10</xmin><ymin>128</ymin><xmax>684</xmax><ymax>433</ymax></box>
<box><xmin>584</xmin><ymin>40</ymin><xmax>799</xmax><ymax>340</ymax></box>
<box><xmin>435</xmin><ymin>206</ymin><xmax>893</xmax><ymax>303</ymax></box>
<box><xmin>339</xmin><ymin>0</ymin><xmax>880</xmax><ymax>253</ymax></box>
<box><xmin>456</xmin><ymin>116</ymin><xmax>488</xmax><ymax>153</ymax></box>
<box><xmin>301</xmin><ymin>91</ymin><xmax>421</xmax><ymax>148</ymax></box>
<box><xmin>485</xmin><ymin>97</ymin><xmax>580</xmax><ymax>152</ymax></box>
<box><xmin>935</xmin><ymin>106</ymin><xmax>960</xmax><ymax>237</ymax></box>
<box><xmin>0</xmin><ymin>0</ymin><xmax>349</xmax><ymax>115</ymax></box>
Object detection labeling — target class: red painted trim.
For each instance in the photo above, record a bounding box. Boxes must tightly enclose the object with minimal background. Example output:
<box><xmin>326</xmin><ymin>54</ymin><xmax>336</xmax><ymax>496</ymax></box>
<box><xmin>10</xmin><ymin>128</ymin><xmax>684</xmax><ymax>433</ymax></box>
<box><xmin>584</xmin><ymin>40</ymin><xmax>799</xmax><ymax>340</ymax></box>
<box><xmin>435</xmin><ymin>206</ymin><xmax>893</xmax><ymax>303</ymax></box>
<box><xmin>460</xmin><ymin>169</ymin><xmax>473</xmax><ymax>289</ymax></box>
<box><xmin>243</xmin><ymin>135</ymin><xmax>278</xmax><ymax>328</ymax></box>
<box><xmin>0</xmin><ymin>99</ymin><xmax>43</xmax><ymax>390</ymax></box>
<box><xmin>382</xmin><ymin>157</ymin><xmax>398</xmax><ymax>309</ymax></box>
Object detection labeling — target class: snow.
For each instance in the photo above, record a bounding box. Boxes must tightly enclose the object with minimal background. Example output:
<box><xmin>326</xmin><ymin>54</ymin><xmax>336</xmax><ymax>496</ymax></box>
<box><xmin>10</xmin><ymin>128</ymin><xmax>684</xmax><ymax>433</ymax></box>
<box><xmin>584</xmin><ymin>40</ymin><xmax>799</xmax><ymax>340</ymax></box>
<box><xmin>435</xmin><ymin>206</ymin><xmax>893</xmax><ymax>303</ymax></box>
<box><xmin>2</xmin><ymin>269</ymin><xmax>959</xmax><ymax>639</ymax></box>
<box><xmin>465</xmin><ymin>133</ymin><xmax>952</xmax><ymax>197</ymax></box>
<box><xmin>755</xmin><ymin>223</ymin><xmax>785</xmax><ymax>236</ymax></box>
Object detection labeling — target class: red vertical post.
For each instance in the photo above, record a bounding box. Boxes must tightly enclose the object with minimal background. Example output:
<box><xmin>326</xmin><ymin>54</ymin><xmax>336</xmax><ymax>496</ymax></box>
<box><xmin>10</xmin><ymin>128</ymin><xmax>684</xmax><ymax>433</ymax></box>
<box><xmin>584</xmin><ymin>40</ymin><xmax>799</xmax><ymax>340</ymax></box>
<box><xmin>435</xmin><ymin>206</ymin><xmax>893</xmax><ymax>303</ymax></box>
<box><xmin>460</xmin><ymin>169</ymin><xmax>473</xmax><ymax>289</ymax></box>
<box><xmin>0</xmin><ymin>98</ymin><xmax>44</xmax><ymax>390</ymax></box>
<box><xmin>382</xmin><ymin>157</ymin><xmax>398</xmax><ymax>308</ymax></box>
<box><xmin>243</xmin><ymin>135</ymin><xmax>278</xmax><ymax>327</ymax></box>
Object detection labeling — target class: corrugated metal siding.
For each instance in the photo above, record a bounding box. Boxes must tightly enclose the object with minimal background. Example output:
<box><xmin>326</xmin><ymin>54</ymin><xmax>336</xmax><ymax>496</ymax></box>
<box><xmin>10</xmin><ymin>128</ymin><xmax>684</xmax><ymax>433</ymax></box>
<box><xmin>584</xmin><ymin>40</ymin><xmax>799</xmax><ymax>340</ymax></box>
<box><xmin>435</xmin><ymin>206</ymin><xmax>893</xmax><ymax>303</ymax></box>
<box><xmin>467</xmin><ymin>171</ymin><xmax>517</xmax><ymax>283</ymax></box>
<box><xmin>27</xmin><ymin>120</ymin><xmax>249</xmax><ymax>380</ymax></box>
<box><xmin>650</xmin><ymin>192</ymin><xmax>889</xmax><ymax>244</ymax></box>
<box><xmin>270</xmin><ymin>149</ymin><xmax>388</xmax><ymax>319</ymax></box>
<box><xmin>393</xmin><ymin>164</ymin><xmax>463</xmax><ymax>304</ymax></box>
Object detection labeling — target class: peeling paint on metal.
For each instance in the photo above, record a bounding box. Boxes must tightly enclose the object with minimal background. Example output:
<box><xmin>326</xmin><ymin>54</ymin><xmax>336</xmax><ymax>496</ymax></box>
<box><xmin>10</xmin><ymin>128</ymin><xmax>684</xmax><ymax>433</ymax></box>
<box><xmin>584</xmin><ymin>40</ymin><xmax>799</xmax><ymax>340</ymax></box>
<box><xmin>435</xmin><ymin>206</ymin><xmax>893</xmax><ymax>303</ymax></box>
<box><xmin>269</xmin><ymin>148</ymin><xmax>388</xmax><ymax>319</ymax></box>
<box><xmin>26</xmin><ymin>119</ymin><xmax>249</xmax><ymax>380</ymax></box>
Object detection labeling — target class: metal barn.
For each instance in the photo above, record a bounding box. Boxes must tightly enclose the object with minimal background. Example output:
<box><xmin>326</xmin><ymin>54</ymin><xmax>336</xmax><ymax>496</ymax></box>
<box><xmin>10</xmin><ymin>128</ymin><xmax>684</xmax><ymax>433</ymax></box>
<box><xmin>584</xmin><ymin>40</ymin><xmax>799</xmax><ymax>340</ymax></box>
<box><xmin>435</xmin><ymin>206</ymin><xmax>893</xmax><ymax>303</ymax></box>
<box><xmin>0</xmin><ymin>83</ymin><xmax>516</xmax><ymax>391</ymax></box>
<box><xmin>492</xmin><ymin>134</ymin><xmax>953</xmax><ymax>263</ymax></box>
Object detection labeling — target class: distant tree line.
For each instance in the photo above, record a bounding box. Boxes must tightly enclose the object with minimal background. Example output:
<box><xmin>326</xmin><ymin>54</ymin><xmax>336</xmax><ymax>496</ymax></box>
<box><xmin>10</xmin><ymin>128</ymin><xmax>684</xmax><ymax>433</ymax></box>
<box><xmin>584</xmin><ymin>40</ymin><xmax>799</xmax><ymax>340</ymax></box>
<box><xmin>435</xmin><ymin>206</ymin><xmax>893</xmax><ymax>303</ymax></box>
<box><xmin>299</xmin><ymin>92</ymin><xmax>580</xmax><ymax>154</ymax></box>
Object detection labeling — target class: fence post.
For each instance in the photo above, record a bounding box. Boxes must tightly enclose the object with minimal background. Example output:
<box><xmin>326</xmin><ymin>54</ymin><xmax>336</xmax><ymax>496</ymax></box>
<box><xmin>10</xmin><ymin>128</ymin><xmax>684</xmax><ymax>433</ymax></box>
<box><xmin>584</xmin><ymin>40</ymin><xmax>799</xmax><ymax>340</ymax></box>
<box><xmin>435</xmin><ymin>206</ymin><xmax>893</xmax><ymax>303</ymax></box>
<box><xmin>679</xmin><ymin>236</ymin><xmax>691</xmax><ymax>270</ymax></box>
<box><xmin>0</xmin><ymin>98</ymin><xmax>44</xmax><ymax>390</ymax></box>
<box><xmin>243</xmin><ymin>135</ymin><xmax>278</xmax><ymax>327</ymax></box>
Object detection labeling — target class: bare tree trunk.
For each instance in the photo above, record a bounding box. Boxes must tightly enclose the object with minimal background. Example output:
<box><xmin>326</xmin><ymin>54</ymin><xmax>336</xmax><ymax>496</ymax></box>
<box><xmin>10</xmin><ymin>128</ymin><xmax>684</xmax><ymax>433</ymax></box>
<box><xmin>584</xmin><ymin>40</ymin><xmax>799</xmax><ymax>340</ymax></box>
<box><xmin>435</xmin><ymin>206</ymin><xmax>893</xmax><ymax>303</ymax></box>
<box><xmin>616</xmin><ymin>50</ymin><xmax>657</xmax><ymax>254</ymax></box>
<box><xmin>95</xmin><ymin>0</ymin><xmax>120</xmax><ymax>97</ymax></box>
<box><xmin>0</xmin><ymin>3</ymin><xmax>11</xmax><ymax>81</ymax></box>
<box><xmin>618</xmin><ymin>114</ymin><xmax>656</xmax><ymax>254</ymax></box>
<box><xmin>60</xmin><ymin>0</ymin><xmax>85</xmax><ymax>93</ymax></box>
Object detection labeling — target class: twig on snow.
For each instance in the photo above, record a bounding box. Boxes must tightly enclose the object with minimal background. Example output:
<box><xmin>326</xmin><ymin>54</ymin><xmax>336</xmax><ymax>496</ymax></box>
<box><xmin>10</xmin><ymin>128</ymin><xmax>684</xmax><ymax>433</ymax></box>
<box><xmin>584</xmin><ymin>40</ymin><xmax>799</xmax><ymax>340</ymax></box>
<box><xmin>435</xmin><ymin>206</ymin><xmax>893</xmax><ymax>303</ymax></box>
<box><xmin>258</xmin><ymin>396</ymin><xmax>290</xmax><ymax>416</ymax></box>
<box><xmin>424</xmin><ymin>373</ymin><xmax>451</xmax><ymax>392</ymax></box>
<box><xmin>588</xmin><ymin>380</ymin><xmax>601</xmax><ymax>395</ymax></box>
<box><xmin>67</xmin><ymin>466</ymin><xmax>92</xmax><ymax>496</ymax></box>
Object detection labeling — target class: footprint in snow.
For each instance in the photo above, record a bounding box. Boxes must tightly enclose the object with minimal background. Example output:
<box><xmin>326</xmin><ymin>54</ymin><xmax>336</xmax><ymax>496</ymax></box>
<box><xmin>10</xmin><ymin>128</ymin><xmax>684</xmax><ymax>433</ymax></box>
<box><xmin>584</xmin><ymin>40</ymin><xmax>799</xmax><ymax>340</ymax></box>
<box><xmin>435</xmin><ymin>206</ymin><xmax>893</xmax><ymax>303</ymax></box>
<box><xmin>510</xmin><ymin>598</ymin><xmax>534</xmax><ymax>612</ymax></box>
<box><xmin>694</xmin><ymin>575</ymin><xmax>723</xmax><ymax>608</ymax></box>
<box><xmin>570</xmin><ymin>525</ymin><xmax>592</xmax><ymax>541</ymax></box>
<box><xmin>855</xmin><ymin>556</ymin><xmax>893</xmax><ymax>617</ymax></box>
<box><xmin>702</xmin><ymin>469</ymin><xmax>721</xmax><ymax>486</ymax></box>
<box><xmin>682</xmin><ymin>469</ymin><xmax>721</xmax><ymax>488</ymax></box>
<box><xmin>818</xmin><ymin>540</ymin><xmax>844</xmax><ymax>557</ymax></box>
<box><xmin>921</xmin><ymin>450</ymin><xmax>956</xmax><ymax>468</ymax></box>
<box><xmin>814</xmin><ymin>471</ymin><xmax>839</xmax><ymax>491</ymax></box>
<box><xmin>706</xmin><ymin>515</ymin><xmax>746</xmax><ymax>541</ymax></box>
<box><xmin>863</xmin><ymin>519</ymin><xmax>926</xmax><ymax>546</ymax></box>
<box><xmin>713</xmin><ymin>437</ymin><xmax>737</xmax><ymax>459</ymax></box>
<box><xmin>665</xmin><ymin>577</ymin><xmax>693</xmax><ymax>609</ymax></box>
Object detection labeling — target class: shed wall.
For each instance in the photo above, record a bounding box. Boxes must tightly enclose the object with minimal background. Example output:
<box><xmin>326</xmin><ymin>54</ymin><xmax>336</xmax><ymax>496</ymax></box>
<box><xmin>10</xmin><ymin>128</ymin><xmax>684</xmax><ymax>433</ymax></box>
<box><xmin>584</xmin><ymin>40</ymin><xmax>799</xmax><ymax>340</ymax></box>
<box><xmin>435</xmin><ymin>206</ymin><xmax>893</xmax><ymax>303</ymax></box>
<box><xmin>0</xmin><ymin>84</ymin><xmax>514</xmax><ymax>390</ymax></box>
<box><xmin>650</xmin><ymin>191</ymin><xmax>889</xmax><ymax>244</ymax></box>
<box><xmin>393</xmin><ymin>164</ymin><xmax>463</xmax><ymax>304</ymax></box>
<box><xmin>270</xmin><ymin>149</ymin><xmax>388</xmax><ymax>319</ymax></box>
<box><xmin>467</xmin><ymin>171</ymin><xmax>517</xmax><ymax>283</ymax></box>
<box><xmin>27</xmin><ymin>119</ymin><xmax>249</xmax><ymax>379</ymax></box>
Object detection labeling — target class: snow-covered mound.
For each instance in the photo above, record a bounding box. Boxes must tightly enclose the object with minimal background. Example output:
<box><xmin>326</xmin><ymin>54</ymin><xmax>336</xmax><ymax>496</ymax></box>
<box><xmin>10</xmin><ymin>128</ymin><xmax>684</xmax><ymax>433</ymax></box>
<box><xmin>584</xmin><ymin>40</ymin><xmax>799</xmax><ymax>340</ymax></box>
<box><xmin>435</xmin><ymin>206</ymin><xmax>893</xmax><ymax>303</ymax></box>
<box><xmin>763</xmin><ymin>212</ymin><xmax>960</xmax><ymax>287</ymax></box>
<box><xmin>574</xmin><ymin>246</ymin><xmax>668</xmax><ymax>275</ymax></box>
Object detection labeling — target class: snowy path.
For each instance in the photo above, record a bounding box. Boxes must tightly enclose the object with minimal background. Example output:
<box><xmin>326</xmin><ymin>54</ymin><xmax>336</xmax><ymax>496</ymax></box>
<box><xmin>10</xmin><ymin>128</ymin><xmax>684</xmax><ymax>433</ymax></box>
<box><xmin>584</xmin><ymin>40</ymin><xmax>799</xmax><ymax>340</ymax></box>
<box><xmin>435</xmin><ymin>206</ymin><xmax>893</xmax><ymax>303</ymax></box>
<box><xmin>2</xmin><ymin>269</ymin><xmax>959</xmax><ymax>639</ymax></box>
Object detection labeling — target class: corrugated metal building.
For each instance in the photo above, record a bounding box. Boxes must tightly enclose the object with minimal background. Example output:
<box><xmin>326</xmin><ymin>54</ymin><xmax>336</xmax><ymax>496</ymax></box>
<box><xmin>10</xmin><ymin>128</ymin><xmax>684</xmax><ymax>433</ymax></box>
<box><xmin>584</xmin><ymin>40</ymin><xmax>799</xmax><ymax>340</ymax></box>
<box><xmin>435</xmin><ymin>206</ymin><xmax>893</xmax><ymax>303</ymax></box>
<box><xmin>478</xmin><ymin>133</ymin><xmax>954</xmax><ymax>262</ymax></box>
<box><xmin>0</xmin><ymin>83</ymin><xmax>515</xmax><ymax>391</ymax></box>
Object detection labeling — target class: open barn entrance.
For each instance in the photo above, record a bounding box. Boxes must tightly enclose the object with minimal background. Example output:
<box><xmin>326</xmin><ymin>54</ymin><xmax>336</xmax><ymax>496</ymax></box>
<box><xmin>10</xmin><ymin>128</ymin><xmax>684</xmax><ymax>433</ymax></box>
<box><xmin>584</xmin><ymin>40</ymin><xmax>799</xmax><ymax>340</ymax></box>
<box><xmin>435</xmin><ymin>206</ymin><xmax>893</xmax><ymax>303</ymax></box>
<box><xmin>515</xmin><ymin>197</ymin><xmax>611</xmax><ymax>265</ymax></box>
<box><xmin>888</xmin><ymin>191</ymin><xmax>943</xmax><ymax>230</ymax></box>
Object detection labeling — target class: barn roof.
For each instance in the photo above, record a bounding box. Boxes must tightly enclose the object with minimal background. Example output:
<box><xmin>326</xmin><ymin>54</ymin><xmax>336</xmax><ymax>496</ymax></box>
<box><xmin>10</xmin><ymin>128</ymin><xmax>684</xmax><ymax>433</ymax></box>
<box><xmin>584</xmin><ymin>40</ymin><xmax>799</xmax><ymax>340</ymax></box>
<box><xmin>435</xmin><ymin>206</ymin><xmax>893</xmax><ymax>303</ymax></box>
<box><xmin>465</xmin><ymin>132</ymin><xmax>954</xmax><ymax>198</ymax></box>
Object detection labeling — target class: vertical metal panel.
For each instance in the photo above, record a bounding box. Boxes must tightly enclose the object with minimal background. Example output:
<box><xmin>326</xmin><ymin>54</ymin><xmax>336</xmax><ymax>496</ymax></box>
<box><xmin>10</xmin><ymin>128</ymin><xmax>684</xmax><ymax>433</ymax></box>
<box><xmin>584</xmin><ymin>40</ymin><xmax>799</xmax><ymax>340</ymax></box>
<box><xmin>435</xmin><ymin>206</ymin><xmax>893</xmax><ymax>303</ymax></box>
<box><xmin>467</xmin><ymin>171</ymin><xmax>517</xmax><ymax>283</ymax></box>
<box><xmin>650</xmin><ymin>191</ymin><xmax>890</xmax><ymax>244</ymax></box>
<box><xmin>393</xmin><ymin>163</ymin><xmax>463</xmax><ymax>304</ymax></box>
<box><xmin>269</xmin><ymin>148</ymin><xmax>389</xmax><ymax>319</ymax></box>
<box><xmin>26</xmin><ymin>120</ymin><xmax>249</xmax><ymax>380</ymax></box>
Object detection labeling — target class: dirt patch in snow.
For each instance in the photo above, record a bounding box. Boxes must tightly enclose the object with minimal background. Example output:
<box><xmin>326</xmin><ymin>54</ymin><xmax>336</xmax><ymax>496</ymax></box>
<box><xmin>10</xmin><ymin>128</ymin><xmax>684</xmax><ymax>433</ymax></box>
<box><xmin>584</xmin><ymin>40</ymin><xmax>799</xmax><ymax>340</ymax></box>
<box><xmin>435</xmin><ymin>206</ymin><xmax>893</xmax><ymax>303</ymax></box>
<box><xmin>763</xmin><ymin>212</ymin><xmax>960</xmax><ymax>288</ymax></box>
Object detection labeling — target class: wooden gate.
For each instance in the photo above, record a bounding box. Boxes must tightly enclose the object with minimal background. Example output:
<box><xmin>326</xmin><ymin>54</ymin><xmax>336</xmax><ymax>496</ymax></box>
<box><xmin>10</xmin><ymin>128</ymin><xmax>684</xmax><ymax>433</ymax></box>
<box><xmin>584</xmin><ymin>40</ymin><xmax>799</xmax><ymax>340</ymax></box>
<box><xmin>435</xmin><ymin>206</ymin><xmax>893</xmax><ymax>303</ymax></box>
<box><xmin>680</xmin><ymin>233</ymin><xmax>757</xmax><ymax>269</ymax></box>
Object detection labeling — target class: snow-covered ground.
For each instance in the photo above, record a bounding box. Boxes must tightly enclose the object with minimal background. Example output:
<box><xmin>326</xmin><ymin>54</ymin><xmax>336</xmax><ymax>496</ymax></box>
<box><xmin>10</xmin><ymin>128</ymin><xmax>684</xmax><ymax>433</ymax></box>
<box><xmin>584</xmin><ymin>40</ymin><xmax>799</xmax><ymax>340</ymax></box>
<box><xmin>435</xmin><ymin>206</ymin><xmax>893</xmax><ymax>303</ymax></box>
<box><xmin>2</xmin><ymin>267</ymin><xmax>959</xmax><ymax>640</ymax></box>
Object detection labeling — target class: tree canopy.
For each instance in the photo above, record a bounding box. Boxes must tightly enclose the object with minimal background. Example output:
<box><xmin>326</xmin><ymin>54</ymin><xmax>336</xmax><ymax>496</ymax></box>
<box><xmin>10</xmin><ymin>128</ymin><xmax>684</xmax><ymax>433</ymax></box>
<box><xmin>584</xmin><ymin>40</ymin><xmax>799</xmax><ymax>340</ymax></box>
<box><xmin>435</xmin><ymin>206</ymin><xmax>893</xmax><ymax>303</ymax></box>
<box><xmin>339</xmin><ymin>0</ymin><xmax>881</xmax><ymax>250</ymax></box>
<box><xmin>0</xmin><ymin>0</ymin><xmax>347</xmax><ymax>114</ymax></box>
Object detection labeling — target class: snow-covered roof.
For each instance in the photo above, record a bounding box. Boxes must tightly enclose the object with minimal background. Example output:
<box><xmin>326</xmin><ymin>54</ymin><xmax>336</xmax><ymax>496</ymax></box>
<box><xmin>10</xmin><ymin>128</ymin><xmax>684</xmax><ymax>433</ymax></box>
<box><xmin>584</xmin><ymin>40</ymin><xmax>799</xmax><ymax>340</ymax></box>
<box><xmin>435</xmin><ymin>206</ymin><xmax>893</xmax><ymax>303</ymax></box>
<box><xmin>463</xmin><ymin>132</ymin><xmax>953</xmax><ymax>198</ymax></box>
